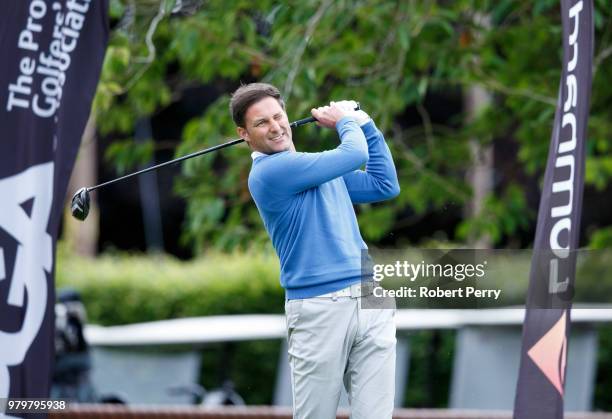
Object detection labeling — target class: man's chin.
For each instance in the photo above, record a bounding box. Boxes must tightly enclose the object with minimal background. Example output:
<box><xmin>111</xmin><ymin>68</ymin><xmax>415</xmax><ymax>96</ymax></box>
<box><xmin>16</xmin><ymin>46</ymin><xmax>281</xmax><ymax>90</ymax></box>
<box><xmin>269</xmin><ymin>146</ymin><xmax>290</xmax><ymax>154</ymax></box>
<box><xmin>267</xmin><ymin>141</ymin><xmax>293</xmax><ymax>154</ymax></box>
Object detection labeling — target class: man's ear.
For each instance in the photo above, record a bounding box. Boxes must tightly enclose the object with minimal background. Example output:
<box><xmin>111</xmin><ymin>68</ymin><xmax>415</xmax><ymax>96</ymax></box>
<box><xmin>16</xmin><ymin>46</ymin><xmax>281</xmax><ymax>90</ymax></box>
<box><xmin>237</xmin><ymin>126</ymin><xmax>249</xmax><ymax>143</ymax></box>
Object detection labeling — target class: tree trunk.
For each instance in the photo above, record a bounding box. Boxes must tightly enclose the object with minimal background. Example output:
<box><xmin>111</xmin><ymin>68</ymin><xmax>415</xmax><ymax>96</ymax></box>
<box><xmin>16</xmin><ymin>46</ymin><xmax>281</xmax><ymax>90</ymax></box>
<box><xmin>464</xmin><ymin>85</ymin><xmax>494</xmax><ymax>249</ymax></box>
<box><xmin>64</xmin><ymin>112</ymin><xmax>99</xmax><ymax>257</ymax></box>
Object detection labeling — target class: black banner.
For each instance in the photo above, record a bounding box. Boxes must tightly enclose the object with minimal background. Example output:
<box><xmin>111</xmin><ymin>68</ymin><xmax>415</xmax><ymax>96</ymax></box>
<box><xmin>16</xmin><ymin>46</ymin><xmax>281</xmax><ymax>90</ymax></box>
<box><xmin>0</xmin><ymin>0</ymin><xmax>108</xmax><ymax>411</ymax></box>
<box><xmin>514</xmin><ymin>1</ymin><xmax>593</xmax><ymax>418</ymax></box>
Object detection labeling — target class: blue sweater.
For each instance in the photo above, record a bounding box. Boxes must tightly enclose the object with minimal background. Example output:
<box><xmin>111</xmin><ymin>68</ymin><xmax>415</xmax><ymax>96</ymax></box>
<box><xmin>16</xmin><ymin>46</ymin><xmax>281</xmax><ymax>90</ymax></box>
<box><xmin>248</xmin><ymin>117</ymin><xmax>399</xmax><ymax>299</ymax></box>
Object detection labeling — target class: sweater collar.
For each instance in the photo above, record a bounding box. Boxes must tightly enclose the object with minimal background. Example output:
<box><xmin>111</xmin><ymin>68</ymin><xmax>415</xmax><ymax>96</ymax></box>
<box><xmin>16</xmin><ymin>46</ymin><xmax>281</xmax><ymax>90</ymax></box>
<box><xmin>251</xmin><ymin>151</ymin><xmax>267</xmax><ymax>160</ymax></box>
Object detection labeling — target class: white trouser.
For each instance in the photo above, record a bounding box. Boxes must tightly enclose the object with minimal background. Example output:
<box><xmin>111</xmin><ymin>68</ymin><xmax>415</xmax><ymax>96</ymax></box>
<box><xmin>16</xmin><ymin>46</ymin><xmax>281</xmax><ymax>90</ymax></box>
<box><xmin>284</xmin><ymin>290</ymin><xmax>396</xmax><ymax>419</ymax></box>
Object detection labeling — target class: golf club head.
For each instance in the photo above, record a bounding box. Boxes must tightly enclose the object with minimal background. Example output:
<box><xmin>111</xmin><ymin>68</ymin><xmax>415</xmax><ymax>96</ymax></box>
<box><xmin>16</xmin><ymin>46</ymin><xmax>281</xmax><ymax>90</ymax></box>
<box><xmin>71</xmin><ymin>187</ymin><xmax>90</xmax><ymax>221</ymax></box>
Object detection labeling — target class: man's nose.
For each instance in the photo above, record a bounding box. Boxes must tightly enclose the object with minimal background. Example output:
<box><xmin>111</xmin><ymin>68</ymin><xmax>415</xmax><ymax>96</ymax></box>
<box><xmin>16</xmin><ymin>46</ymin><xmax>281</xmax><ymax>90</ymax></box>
<box><xmin>270</xmin><ymin>119</ymin><xmax>281</xmax><ymax>132</ymax></box>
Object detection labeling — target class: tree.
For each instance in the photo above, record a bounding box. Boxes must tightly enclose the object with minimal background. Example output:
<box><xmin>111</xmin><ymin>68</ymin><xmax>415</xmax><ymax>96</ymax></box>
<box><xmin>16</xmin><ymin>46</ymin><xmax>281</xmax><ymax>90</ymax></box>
<box><xmin>93</xmin><ymin>0</ymin><xmax>612</xmax><ymax>253</ymax></box>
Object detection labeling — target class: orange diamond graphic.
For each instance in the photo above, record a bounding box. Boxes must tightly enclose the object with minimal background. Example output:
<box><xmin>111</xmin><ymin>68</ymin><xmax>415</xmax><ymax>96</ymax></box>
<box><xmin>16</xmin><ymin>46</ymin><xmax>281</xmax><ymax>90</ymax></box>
<box><xmin>527</xmin><ymin>311</ymin><xmax>567</xmax><ymax>396</ymax></box>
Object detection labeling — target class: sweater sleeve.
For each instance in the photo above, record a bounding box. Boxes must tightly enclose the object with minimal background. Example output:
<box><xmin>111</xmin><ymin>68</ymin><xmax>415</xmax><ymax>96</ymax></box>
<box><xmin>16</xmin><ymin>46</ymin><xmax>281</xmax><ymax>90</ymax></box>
<box><xmin>253</xmin><ymin>117</ymin><xmax>369</xmax><ymax>194</ymax></box>
<box><xmin>342</xmin><ymin>120</ymin><xmax>400</xmax><ymax>203</ymax></box>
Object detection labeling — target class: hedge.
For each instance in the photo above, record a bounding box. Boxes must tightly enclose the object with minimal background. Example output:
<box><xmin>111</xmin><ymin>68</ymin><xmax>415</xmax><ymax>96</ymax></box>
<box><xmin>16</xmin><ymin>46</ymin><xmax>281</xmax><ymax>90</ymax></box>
<box><xmin>56</xmin><ymin>250</ymin><xmax>285</xmax><ymax>324</ymax></box>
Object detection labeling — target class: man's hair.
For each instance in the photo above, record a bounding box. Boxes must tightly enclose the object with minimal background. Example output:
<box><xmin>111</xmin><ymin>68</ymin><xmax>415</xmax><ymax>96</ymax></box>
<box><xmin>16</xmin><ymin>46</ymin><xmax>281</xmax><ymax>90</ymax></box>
<box><xmin>230</xmin><ymin>83</ymin><xmax>285</xmax><ymax>127</ymax></box>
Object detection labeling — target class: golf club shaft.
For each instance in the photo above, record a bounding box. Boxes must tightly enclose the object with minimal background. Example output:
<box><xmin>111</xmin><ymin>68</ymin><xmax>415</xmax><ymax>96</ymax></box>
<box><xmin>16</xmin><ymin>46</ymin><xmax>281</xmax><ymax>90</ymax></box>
<box><xmin>289</xmin><ymin>116</ymin><xmax>317</xmax><ymax>128</ymax></box>
<box><xmin>87</xmin><ymin>104</ymin><xmax>360</xmax><ymax>193</ymax></box>
<box><xmin>88</xmin><ymin>139</ymin><xmax>244</xmax><ymax>192</ymax></box>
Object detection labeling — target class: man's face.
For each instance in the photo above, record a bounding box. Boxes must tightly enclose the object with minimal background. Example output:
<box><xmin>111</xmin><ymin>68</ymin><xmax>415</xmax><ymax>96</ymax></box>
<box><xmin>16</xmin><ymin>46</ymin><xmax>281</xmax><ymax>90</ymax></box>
<box><xmin>237</xmin><ymin>96</ymin><xmax>294</xmax><ymax>154</ymax></box>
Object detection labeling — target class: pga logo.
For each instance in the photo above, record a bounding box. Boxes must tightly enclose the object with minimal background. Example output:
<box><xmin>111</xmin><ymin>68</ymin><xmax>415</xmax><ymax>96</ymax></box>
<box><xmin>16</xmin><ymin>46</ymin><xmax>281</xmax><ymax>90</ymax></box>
<box><xmin>0</xmin><ymin>163</ymin><xmax>53</xmax><ymax>410</ymax></box>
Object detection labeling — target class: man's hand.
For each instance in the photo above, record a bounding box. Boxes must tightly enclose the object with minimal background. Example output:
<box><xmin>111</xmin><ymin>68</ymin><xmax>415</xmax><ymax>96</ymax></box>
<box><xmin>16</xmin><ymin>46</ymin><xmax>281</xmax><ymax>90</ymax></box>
<box><xmin>311</xmin><ymin>101</ymin><xmax>370</xmax><ymax>129</ymax></box>
<box><xmin>334</xmin><ymin>100</ymin><xmax>371</xmax><ymax>126</ymax></box>
<box><xmin>311</xmin><ymin>102</ymin><xmax>349</xmax><ymax>129</ymax></box>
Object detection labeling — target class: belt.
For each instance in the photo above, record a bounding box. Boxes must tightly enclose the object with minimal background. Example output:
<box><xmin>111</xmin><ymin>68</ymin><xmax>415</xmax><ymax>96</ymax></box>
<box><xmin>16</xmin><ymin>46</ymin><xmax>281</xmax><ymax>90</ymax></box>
<box><xmin>317</xmin><ymin>282</ymin><xmax>374</xmax><ymax>299</ymax></box>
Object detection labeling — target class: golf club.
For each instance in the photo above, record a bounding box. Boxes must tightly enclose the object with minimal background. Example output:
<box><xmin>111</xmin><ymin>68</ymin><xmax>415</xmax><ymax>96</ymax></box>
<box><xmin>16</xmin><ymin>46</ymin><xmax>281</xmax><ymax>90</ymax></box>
<box><xmin>71</xmin><ymin>103</ymin><xmax>360</xmax><ymax>221</ymax></box>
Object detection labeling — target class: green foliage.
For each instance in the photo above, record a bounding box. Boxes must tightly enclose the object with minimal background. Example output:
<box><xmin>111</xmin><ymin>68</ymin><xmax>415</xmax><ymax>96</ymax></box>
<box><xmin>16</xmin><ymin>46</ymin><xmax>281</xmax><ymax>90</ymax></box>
<box><xmin>56</xmin><ymin>250</ymin><xmax>284</xmax><ymax>324</ymax></box>
<box><xmin>589</xmin><ymin>227</ymin><xmax>612</xmax><ymax>249</ymax></box>
<box><xmin>403</xmin><ymin>330</ymin><xmax>455</xmax><ymax>407</ymax></box>
<box><xmin>104</xmin><ymin>139</ymin><xmax>155</xmax><ymax>175</ymax></box>
<box><xmin>358</xmin><ymin>205</ymin><xmax>396</xmax><ymax>241</ymax></box>
<box><xmin>456</xmin><ymin>184</ymin><xmax>532</xmax><ymax>243</ymax></box>
<box><xmin>95</xmin><ymin>1</ymin><xmax>612</xmax><ymax>251</ymax></box>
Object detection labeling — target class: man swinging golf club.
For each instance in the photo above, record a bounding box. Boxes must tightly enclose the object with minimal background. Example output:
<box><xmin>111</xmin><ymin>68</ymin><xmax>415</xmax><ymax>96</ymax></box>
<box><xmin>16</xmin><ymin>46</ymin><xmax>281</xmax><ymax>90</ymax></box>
<box><xmin>231</xmin><ymin>82</ymin><xmax>399</xmax><ymax>418</ymax></box>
